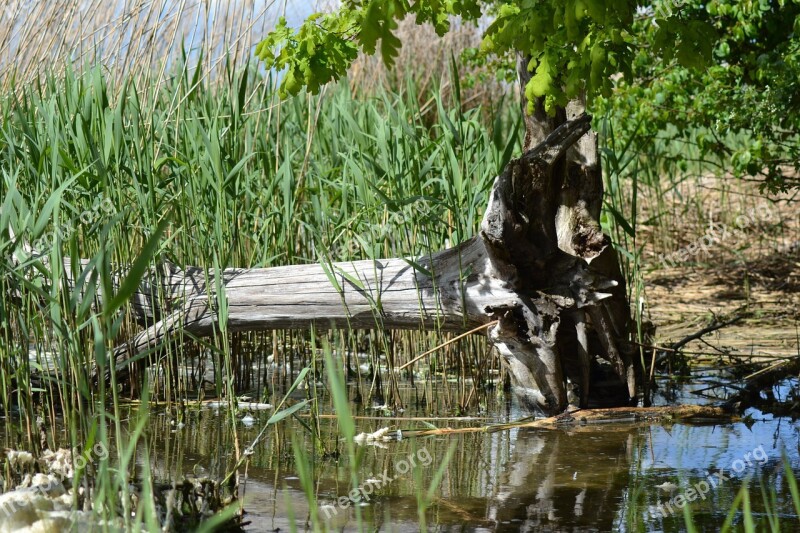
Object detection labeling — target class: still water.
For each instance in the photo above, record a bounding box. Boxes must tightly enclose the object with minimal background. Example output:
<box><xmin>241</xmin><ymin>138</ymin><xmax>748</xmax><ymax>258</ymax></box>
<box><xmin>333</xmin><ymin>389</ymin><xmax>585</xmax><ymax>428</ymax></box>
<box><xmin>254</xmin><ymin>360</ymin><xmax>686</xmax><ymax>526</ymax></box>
<box><xmin>141</xmin><ymin>381</ymin><xmax>800</xmax><ymax>532</ymax></box>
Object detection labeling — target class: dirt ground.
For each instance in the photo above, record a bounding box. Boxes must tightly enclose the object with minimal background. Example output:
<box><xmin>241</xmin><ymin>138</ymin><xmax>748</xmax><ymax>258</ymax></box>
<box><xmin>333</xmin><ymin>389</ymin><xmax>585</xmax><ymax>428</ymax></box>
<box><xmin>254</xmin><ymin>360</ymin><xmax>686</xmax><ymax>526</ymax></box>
<box><xmin>640</xmin><ymin>174</ymin><xmax>799</xmax><ymax>365</ymax></box>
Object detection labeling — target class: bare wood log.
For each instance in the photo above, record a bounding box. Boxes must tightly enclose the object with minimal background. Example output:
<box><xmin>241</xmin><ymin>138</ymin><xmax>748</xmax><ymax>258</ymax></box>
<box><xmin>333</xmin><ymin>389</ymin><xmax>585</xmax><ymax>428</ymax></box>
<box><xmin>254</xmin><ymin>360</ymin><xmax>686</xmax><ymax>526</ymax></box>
<box><xmin>112</xmin><ymin>238</ymin><xmax>516</xmax><ymax>357</ymax></box>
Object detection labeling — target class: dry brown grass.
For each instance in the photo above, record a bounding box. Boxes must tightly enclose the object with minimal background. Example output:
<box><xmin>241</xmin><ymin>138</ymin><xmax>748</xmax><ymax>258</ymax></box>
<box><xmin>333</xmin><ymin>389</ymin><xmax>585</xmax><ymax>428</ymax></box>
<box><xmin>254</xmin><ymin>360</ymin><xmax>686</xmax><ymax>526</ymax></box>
<box><xmin>638</xmin><ymin>174</ymin><xmax>799</xmax><ymax>362</ymax></box>
<box><xmin>0</xmin><ymin>1</ymin><xmax>501</xmax><ymax>101</ymax></box>
<box><xmin>348</xmin><ymin>17</ymin><xmax>508</xmax><ymax>118</ymax></box>
<box><xmin>0</xmin><ymin>1</ymin><xmax>337</xmax><ymax>93</ymax></box>
<box><xmin>637</xmin><ymin>171</ymin><xmax>799</xmax><ymax>271</ymax></box>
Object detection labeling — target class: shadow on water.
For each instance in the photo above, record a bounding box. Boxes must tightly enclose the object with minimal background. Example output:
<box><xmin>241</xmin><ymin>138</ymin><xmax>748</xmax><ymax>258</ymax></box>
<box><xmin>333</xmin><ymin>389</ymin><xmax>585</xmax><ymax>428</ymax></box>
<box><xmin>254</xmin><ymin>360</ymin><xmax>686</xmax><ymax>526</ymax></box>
<box><xmin>135</xmin><ymin>382</ymin><xmax>799</xmax><ymax>532</ymax></box>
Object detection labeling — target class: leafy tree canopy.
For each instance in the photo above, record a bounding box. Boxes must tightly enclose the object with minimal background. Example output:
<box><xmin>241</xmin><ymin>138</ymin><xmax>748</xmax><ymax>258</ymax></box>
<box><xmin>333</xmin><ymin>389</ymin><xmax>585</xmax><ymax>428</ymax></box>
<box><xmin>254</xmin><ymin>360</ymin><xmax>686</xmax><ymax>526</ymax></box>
<box><xmin>257</xmin><ymin>1</ymin><xmax>800</xmax><ymax>191</ymax></box>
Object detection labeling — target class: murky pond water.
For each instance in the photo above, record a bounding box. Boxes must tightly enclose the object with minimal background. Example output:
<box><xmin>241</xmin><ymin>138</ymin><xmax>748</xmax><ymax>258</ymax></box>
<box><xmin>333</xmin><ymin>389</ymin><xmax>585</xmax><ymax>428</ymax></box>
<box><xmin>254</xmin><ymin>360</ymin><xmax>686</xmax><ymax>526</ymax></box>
<box><xmin>136</xmin><ymin>379</ymin><xmax>800</xmax><ymax>532</ymax></box>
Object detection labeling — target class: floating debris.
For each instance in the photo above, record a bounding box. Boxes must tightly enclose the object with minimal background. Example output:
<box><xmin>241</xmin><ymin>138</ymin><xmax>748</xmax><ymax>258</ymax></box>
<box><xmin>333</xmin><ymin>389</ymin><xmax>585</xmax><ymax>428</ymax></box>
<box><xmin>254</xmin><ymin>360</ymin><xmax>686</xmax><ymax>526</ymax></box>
<box><xmin>354</xmin><ymin>427</ymin><xmax>400</xmax><ymax>447</ymax></box>
<box><xmin>203</xmin><ymin>401</ymin><xmax>273</xmax><ymax>411</ymax></box>
<box><xmin>655</xmin><ymin>481</ymin><xmax>679</xmax><ymax>493</ymax></box>
<box><xmin>5</xmin><ymin>450</ymin><xmax>34</xmax><ymax>469</ymax></box>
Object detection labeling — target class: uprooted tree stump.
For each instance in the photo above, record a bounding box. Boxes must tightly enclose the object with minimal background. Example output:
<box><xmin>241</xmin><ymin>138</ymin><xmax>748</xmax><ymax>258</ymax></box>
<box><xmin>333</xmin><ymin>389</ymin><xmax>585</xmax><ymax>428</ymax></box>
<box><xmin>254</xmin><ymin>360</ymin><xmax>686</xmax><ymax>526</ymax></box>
<box><xmin>87</xmin><ymin>104</ymin><xmax>640</xmax><ymax>416</ymax></box>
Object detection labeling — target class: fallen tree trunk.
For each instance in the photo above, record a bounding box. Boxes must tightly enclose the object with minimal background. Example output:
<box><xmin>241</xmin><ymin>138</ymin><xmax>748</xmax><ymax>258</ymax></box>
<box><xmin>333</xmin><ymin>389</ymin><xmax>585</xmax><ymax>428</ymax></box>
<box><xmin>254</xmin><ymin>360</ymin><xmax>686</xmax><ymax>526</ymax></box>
<box><xmin>112</xmin><ymin>238</ymin><xmax>513</xmax><ymax>352</ymax></box>
<box><xmin>89</xmin><ymin>111</ymin><xmax>638</xmax><ymax>416</ymax></box>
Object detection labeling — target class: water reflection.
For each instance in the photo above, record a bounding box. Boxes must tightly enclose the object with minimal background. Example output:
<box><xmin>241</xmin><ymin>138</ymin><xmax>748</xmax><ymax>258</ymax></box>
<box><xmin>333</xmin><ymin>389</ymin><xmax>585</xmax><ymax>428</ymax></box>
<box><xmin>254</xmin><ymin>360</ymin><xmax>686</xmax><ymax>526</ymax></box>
<box><xmin>138</xmin><ymin>403</ymin><xmax>799</xmax><ymax>531</ymax></box>
<box><xmin>488</xmin><ymin>426</ymin><xmax>638</xmax><ymax>531</ymax></box>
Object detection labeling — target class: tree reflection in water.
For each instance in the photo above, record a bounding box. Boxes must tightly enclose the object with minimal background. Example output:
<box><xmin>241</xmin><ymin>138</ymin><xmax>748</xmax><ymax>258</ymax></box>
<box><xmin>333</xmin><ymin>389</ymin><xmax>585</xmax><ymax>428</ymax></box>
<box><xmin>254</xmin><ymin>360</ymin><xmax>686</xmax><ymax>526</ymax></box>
<box><xmin>487</xmin><ymin>426</ymin><xmax>638</xmax><ymax>531</ymax></box>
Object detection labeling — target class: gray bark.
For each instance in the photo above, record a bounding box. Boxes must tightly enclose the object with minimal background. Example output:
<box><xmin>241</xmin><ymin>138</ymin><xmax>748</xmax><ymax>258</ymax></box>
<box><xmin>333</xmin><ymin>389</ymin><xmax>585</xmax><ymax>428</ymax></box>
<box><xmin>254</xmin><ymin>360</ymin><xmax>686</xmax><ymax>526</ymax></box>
<box><xmin>503</xmin><ymin>53</ymin><xmax>638</xmax><ymax>411</ymax></box>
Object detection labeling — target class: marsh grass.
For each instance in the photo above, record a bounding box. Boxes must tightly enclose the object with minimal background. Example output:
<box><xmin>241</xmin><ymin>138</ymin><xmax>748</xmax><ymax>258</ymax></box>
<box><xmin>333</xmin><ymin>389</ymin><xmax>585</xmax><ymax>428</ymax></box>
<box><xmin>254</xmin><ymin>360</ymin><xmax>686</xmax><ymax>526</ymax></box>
<box><xmin>0</xmin><ymin>1</ymin><xmax>340</xmax><ymax>93</ymax></box>
<box><xmin>1</xmin><ymin>54</ymin><xmax>515</xmax><ymax>381</ymax></box>
<box><xmin>0</xmin><ymin>39</ymin><xmax>516</xmax><ymax>526</ymax></box>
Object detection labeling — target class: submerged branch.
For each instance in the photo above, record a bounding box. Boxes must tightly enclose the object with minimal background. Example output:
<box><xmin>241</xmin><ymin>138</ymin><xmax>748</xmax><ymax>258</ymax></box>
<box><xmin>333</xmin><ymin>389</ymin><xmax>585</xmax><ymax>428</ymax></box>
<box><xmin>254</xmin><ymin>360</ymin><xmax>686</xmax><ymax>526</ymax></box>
<box><xmin>401</xmin><ymin>405</ymin><xmax>738</xmax><ymax>437</ymax></box>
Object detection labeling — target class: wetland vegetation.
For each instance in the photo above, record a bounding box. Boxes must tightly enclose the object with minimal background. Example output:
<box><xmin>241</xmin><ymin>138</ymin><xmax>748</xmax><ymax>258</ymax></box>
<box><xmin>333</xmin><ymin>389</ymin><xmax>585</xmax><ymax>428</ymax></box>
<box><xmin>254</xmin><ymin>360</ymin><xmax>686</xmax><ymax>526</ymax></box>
<box><xmin>1</xmin><ymin>0</ymin><xmax>799</xmax><ymax>531</ymax></box>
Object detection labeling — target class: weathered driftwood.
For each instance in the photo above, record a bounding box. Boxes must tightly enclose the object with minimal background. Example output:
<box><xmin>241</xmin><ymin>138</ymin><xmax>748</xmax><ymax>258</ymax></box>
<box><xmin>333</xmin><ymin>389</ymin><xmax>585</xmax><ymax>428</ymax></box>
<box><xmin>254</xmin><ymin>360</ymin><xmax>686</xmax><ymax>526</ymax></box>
<box><xmin>723</xmin><ymin>357</ymin><xmax>800</xmax><ymax>413</ymax></box>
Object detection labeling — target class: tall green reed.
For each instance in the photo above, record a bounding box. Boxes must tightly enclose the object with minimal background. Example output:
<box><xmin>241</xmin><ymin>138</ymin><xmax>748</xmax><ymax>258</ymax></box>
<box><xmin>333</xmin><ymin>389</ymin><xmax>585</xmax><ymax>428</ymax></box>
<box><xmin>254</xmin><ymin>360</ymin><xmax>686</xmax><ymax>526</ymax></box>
<box><xmin>0</xmin><ymin>54</ymin><xmax>517</xmax><ymax>527</ymax></box>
